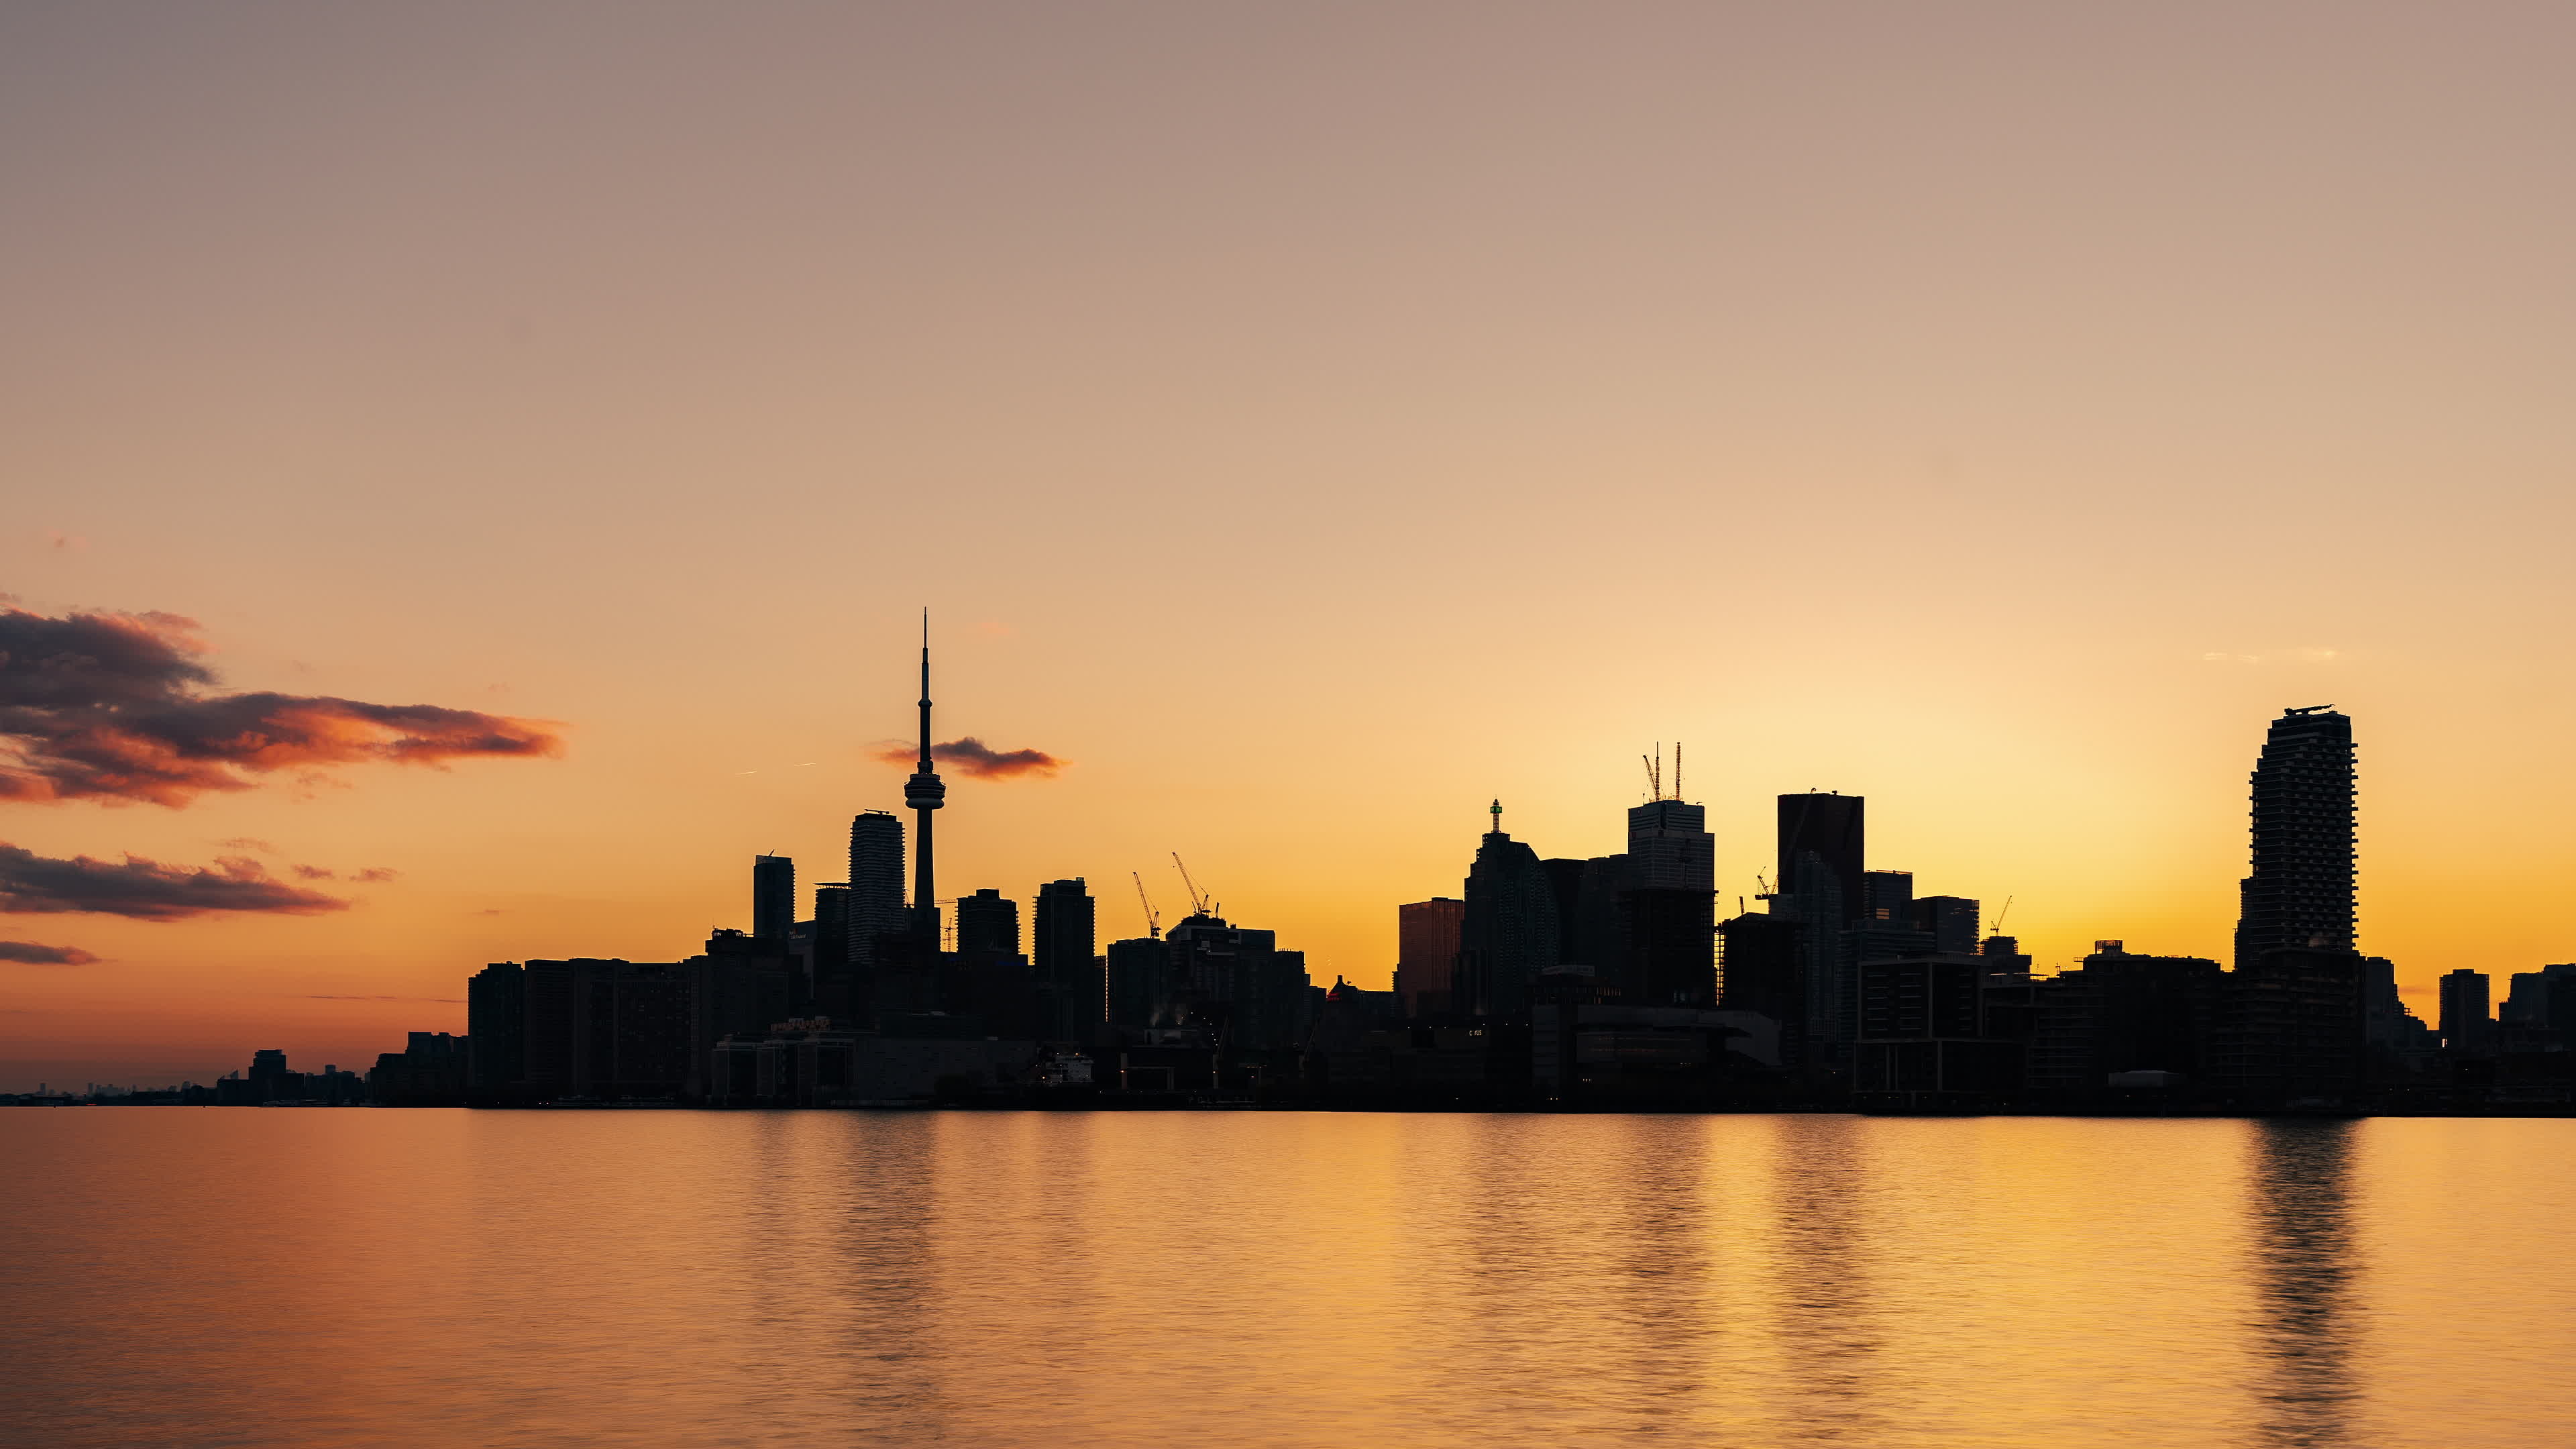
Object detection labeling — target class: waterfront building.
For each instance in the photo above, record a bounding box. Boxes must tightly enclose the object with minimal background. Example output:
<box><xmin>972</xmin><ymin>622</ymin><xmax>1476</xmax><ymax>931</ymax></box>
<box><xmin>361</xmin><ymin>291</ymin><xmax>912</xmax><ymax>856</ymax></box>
<box><xmin>466</xmin><ymin>962</ymin><xmax>526</xmax><ymax>1094</ymax></box>
<box><xmin>2233</xmin><ymin>707</ymin><xmax>2357</xmax><ymax>969</ymax></box>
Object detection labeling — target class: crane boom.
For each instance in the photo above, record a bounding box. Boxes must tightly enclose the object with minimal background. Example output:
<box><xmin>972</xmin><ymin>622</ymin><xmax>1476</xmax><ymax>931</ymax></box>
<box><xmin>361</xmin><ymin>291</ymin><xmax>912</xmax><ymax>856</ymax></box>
<box><xmin>1171</xmin><ymin>852</ymin><xmax>1210</xmax><ymax>917</ymax></box>
<box><xmin>1132</xmin><ymin>871</ymin><xmax>1161</xmax><ymax>939</ymax></box>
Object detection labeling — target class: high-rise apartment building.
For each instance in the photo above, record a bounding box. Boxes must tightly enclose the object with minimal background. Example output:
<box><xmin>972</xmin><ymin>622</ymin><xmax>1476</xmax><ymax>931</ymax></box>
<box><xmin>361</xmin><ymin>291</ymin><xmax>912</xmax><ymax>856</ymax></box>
<box><xmin>2233</xmin><ymin>707</ymin><xmax>2357</xmax><ymax>969</ymax></box>
<box><xmin>753</xmin><ymin>854</ymin><xmax>796</xmax><ymax>945</ymax></box>
<box><xmin>957</xmin><ymin>888</ymin><xmax>1021</xmax><ymax>958</ymax></box>
<box><xmin>847</xmin><ymin>810</ymin><xmax>906</xmax><ymax>966</ymax></box>
<box><xmin>466</xmin><ymin>962</ymin><xmax>526</xmax><ymax>1094</ymax></box>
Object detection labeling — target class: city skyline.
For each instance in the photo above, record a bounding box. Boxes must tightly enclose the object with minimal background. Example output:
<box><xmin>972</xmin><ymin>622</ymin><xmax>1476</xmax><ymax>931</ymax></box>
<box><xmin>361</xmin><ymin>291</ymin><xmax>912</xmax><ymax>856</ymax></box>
<box><xmin>0</xmin><ymin>604</ymin><xmax>2547</xmax><ymax>1091</ymax></box>
<box><xmin>8</xmin><ymin>5</ymin><xmax>2576</xmax><ymax>1087</ymax></box>
<box><xmin>0</xmin><ymin>604</ymin><xmax>2560</xmax><ymax>1086</ymax></box>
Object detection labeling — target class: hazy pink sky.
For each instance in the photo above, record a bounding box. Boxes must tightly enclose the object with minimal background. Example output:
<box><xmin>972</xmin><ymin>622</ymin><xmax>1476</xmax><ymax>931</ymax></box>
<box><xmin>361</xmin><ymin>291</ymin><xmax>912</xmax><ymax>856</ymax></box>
<box><xmin>5</xmin><ymin>3</ymin><xmax>2573</xmax><ymax>1086</ymax></box>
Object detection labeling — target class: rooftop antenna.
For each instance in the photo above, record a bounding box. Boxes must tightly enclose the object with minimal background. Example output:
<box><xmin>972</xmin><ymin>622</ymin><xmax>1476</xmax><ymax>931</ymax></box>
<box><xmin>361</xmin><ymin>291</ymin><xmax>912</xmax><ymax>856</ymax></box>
<box><xmin>1674</xmin><ymin>741</ymin><xmax>1682</xmax><ymax>802</ymax></box>
<box><xmin>1489</xmin><ymin>799</ymin><xmax>1503</xmax><ymax>835</ymax></box>
<box><xmin>1171</xmin><ymin>852</ymin><xmax>1211</xmax><ymax>917</ymax></box>
<box><xmin>1132</xmin><ymin>871</ymin><xmax>1161</xmax><ymax>939</ymax></box>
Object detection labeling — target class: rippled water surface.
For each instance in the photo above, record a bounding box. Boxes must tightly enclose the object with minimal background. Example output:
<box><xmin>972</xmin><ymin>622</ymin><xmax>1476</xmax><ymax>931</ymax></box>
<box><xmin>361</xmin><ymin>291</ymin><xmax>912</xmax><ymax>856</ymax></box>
<box><xmin>3</xmin><ymin>1111</ymin><xmax>2571</xmax><ymax>1447</ymax></box>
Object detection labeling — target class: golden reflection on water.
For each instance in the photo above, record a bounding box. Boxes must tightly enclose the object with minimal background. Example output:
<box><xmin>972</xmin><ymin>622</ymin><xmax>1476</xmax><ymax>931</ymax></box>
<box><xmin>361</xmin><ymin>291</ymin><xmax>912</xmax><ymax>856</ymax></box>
<box><xmin>3</xmin><ymin>1112</ymin><xmax>2570</xmax><ymax>1448</ymax></box>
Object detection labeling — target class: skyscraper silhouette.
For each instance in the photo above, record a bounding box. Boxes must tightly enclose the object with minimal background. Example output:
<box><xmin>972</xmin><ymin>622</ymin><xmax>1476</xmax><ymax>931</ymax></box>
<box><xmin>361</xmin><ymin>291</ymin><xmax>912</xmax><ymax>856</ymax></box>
<box><xmin>847</xmin><ymin>810</ymin><xmax>906</xmax><ymax>967</ymax></box>
<box><xmin>1459</xmin><ymin>800</ymin><xmax>1559</xmax><ymax>1020</ymax></box>
<box><xmin>904</xmin><ymin>614</ymin><xmax>947</xmax><ymax>945</ymax></box>
<box><xmin>957</xmin><ymin>888</ymin><xmax>1021</xmax><ymax>957</ymax></box>
<box><xmin>753</xmin><ymin>854</ymin><xmax>795</xmax><ymax>945</ymax></box>
<box><xmin>1777</xmin><ymin>792</ymin><xmax>1864</xmax><ymax>923</ymax></box>
<box><xmin>1774</xmin><ymin>792</ymin><xmax>1864</xmax><ymax>1061</ymax></box>
<box><xmin>1396</xmin><ymin>898</ymin><xmax>1464</xmax><ymax>1016</ymax></box>
<box><xmin>2233</xmin><ymin>708</ymin><xmax>2356</xmax><ymax>969</ymax></box>
<box><xmin>1621</xmin><ymin>798</ymin><xmax>1715</xmax><ymax>1006</ymax></box>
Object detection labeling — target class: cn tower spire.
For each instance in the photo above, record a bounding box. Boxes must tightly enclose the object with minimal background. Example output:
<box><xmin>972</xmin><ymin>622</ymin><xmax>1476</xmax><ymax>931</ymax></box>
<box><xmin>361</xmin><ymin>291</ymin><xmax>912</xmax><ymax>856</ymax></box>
<box><xmin>904</xmin><ymin>608</ymin><xmax>946</xmax><ymax>942</ymax></box>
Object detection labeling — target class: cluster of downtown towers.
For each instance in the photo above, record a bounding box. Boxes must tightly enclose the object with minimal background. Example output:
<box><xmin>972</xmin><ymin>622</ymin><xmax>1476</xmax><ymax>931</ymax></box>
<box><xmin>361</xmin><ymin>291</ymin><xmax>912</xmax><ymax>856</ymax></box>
<box><xmin>432</xmin><ymin>655</ymin><xmax>2471</xmax><ymax>1107</ymax></box>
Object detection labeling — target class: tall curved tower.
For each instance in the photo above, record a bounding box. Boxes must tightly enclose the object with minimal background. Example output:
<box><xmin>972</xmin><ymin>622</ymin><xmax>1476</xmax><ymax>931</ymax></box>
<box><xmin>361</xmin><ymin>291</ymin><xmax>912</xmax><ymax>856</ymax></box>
<box><xmin>2233</xmin><ymin>706</ymin><xmax>2355</xmax><ymax>969</ymax></box>
<box><xmin>904</xmin><ymin>612</ymin><xmax>946</xmax><ymax>943</ymax></box>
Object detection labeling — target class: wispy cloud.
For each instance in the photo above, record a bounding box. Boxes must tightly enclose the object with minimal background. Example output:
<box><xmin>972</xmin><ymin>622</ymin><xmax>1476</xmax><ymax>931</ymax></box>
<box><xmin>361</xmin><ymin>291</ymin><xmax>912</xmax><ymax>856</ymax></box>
<box><xmin>0</xmin><ymin>843</ymin><xmax>347</xmax><ymax>920</ymax></box>
<box><xmin>305</xmin><ymin>994</ymin><xmax>462</xmax><ymax>1003</ymax></box>
<box><xmin>2199</xmin><ymin>645</ymin><xmax>2344</xmax><ymax>667</ymax></box>
<box><xmin>0</xmin><ymin>604</ymin><xmax>566</xmax><ymax>807</ymax></box>
<box><xmin>869</xmin><ymin>736</ymin><xmax>1065</xmax><ymax>780</ymax></box>
<box><xmin>0</xmin><ymin>939</ymin><xmax>97</xmax><ymax>965</ymax></box>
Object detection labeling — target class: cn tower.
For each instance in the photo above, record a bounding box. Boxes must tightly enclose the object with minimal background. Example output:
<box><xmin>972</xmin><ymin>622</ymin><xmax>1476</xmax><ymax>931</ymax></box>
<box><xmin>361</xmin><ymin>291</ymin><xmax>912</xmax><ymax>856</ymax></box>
<box><xmin>904</xmin><ymin>610</ymin><xmax>946</xmax><ymax>944</ymax></box>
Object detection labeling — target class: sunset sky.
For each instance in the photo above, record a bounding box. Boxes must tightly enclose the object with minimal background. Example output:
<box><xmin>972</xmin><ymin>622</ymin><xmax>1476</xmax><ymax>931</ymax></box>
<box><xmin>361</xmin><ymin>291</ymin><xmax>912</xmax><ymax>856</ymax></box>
<box><xmin>5</xmin><ymin>3</ymin><xmax>2573</xmax><ymax>1087</ymax></box>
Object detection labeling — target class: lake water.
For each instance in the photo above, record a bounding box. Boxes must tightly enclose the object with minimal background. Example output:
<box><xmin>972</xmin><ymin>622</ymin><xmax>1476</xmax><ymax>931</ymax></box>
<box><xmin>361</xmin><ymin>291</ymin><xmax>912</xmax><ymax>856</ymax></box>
<box><xmin>3</xmin><ymin>1111</ymin><xmax>2570</xmax><ymax>1447</ymax></box>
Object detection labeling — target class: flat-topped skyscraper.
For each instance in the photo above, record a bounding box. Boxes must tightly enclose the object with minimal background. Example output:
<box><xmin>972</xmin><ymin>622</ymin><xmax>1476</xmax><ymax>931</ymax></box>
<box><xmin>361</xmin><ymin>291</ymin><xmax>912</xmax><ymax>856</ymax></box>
<box><xmin>1627</xmin><ymin>799</ymin><xmax>1713</xmax><ymax>893</ymax></box>
<box><xmin>2233</xmin><ymin>707</ymin><xmax>2356</xmax><ymax>969</ymax></box>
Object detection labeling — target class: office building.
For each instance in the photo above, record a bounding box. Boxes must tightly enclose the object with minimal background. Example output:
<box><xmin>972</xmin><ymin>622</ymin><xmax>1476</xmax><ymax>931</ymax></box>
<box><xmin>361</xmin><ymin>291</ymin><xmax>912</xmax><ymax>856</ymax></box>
<box><xmin>1034</xmin><ymin>878</ymin><xmax>1099</xmax><ymax>1040</ymax></box>
<box><xmin>1396</xmin><ymin>897</ymin><xmax>1464</xmax><ymax>1016</ymax></box>
<box><xmin>1106</xmin><ymin>936</ymin><xmax>1170</xmax><ymax>1029</ymax></box>
<box><xmin>2440</xmin><ymin>968</ymin><xmax>2493</xmax><ymax>1055</ymax></box>
<box><xmin>1628</xmin><ymin>799</ymin><xmax>1713</xmax><ymax>892</ymax></box>
<box><xmin>2234</xmin><ymin>707</ymin><xmax>2357</xmax><ymax>969</ymax></box>
<box><xmin>1777</xmin><ymin>792</ymin><xmax>1864</xmax><ymax>925</ymax></box>
<box><xmin>1458</xmin><ymin>801</ymin><xmax>1560</xmax><ymax>1020</ymax></box>
<box><xmin>1772</xmin><ymin>792</ymin><xmax>1864</xmax><ymax>1065</ymax></box>
<box><xmin>1619</xmin><ymin>798</ymin><xmax>1715</xmax><ymax>1007</ymax></box>
<box><xmin>811</xmin><ymin>883</ymin><xmax>854</xmax><ymax>1024</ymax></box>
<box><xmin>1911</xmin><ymin>896</ymin><xmax>1981</xmax><ymax>954</ymax></box>
<box><xmin>753</xmin><ymin>854</ymin><xmax>796</xmax><ymax>946</ymax></box>
<box><xmin>1163</xmin><ymin>912</ymin><xmax>1312</xmax><ymax>1054</ymax></box>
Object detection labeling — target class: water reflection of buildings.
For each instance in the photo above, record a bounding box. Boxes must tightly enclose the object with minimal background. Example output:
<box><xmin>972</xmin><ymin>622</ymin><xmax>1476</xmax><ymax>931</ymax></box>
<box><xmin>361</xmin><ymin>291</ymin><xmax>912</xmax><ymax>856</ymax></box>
<box><xmin>1764</xmin><ymin>1116</ymin><xmax>1888</xmax><ymax>1443</ymax></box>
<box><xmin>2245</xmin><ymin>1120</ymin><xmax>2361</xmax><ymax>1448</ymax></box>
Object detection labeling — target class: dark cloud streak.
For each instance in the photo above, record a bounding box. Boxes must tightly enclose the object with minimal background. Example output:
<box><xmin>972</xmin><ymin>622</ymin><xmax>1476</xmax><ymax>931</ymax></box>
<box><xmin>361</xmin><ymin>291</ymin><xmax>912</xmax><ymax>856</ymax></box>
<box><xmin>0</xmin><ymin>939</ymin><xmax>97</xmax><ymax>965</ymax></box>
<box><xmin>0</xmin><ymin>843</ymin><xmax>347</xmax><ymax>920</ymax></box>
<box><xmin>869</xmin><ymin>736</ymin><xmax>1064</xmax><ymax>780</ymax></box>
<box><xmin>0</xmin><ymin>606</ymin><xmax>564</xmax><ymax>807</ymax></box>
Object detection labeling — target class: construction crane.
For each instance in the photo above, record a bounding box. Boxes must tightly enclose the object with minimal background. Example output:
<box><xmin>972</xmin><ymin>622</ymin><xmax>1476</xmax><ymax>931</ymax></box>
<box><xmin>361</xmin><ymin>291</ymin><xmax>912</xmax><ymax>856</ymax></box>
<box><xmin>1992</xmin><ymin>895</ymin><xmax>2015</xmax><ymax>936</ymax></box>
<box><xmin>1131</xmin><ymin>871</ymin><xmax>1161</xmax><ymax>940</ymax></box>
<box><xmin>1171</xmin><ymin>852</ymin><xmax>1212</xmax><ymax>918</ymax></box>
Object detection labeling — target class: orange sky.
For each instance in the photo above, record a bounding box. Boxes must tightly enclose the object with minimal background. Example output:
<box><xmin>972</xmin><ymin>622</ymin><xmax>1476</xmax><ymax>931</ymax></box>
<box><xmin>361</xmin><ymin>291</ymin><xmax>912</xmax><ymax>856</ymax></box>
<box><xmin>5</xmin><ymin>3</ymin><xmax>2574</xmax><ymax>1087</ymax></box>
